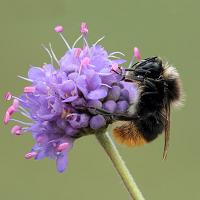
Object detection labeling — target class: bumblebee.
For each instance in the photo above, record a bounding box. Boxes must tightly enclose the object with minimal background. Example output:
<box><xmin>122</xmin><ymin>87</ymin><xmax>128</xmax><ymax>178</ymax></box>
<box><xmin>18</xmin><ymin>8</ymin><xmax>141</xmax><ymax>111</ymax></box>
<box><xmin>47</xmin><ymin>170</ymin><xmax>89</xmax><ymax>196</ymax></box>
<box><xmin>76</xmin><ymin>57</ymin><xmax>183</xmax><ymax>158</ymax></box>
<box><xmin>113</xmin><ymin>57</ymin><xmax>183</xmax><ymax>159</ymax></box>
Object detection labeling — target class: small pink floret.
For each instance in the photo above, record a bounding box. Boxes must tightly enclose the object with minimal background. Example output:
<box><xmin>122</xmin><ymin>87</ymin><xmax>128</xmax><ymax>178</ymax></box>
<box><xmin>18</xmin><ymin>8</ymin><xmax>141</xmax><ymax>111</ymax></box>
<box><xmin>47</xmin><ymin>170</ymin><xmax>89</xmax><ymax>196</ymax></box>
<box><xmin>3</xmin><ymin>112</ymin><xmax>10</xmax><ymax>124</ymax></box>
<box><xmin>11</xmin><ymin>125</ymin><xmax>22</xmax><ymax>136</ymax></box>
<box><xmin>24</xmin><ymin>86</ymin><xmax>36</xmax><ymax>93</ymax></box>
<box><xmin>25</xmin><ymin>152</ymin><xmax>37</xmax><ymax>159</ymax></box>
<box><xmin>54</xmin><ymin>25</ymin><xmax>64</xmax><ymax>33</ymax></box>
<box><xmin>80</xmin><ymin>22</ymin><xmax>88</xmax><ymax>34</ymax></box>
<box><xmin>57</xmin><ymin>142</ymin><xmax>69</xmax><ymax>151</ymax></box>
<box><xmin>81</xmin><ymin>57</ymin><xmax>90</xmax><ymax>66</ymax></box>
<box><xmin>13</xmin><ymin>99</ymin><xmax>19</xmax><ymax>109</ymax></box>
<box><xmin>134</xmin><ymin>47</ymin><xmax>141</xmax><ymax>61</ymax></box>
<box><xmin>4</xmin><ymin>92</ymin><xmax>12</xmax><ymax>101</ymax></box>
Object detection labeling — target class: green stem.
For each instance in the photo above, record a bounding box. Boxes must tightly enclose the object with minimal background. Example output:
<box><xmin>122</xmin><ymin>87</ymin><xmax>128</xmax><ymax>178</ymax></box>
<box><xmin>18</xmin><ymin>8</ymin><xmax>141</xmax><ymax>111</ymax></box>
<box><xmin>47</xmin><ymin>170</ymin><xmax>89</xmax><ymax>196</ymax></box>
<box><xmin>95</xmin><ymin>132</ymin><xmax>145</xmax><ymax>200</ymax></box>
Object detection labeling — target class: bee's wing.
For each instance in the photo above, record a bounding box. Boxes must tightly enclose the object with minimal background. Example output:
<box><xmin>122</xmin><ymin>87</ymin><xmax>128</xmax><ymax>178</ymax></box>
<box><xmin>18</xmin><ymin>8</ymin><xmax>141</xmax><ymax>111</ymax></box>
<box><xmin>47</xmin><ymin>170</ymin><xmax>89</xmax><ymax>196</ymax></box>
<box><xmin>163</xmin><ymin>103</ymin><xmax>171</xmax><ymax>159</ymax></box>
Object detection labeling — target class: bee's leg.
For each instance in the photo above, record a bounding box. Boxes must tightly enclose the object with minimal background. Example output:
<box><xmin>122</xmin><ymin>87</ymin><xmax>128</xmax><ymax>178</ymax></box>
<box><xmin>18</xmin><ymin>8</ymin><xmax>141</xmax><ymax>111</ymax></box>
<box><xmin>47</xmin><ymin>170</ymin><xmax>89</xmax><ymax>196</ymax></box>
<box><xmin>146</xmin><ymin>77</ymin><xmax>163</xmax><ymax>83</ymax></box>
<box><xmin>121</xmin><ymin>76</ymin><xmax>133</xmax><ymax>82</ymax></box>
<box><xmin>75</xmin><ymin>106</ymin><xmax>137</xmax><ymax>121</ymax></box>
<box><xmin>93</xmin><ymin>108</ymin><xmax>139</xmax><ymax>121</ymax></box>
<box><xmin>141</xmin><ymin>91</ymin><xmax>158</xmax><ymax>97</ymax></box>
<box><xmin>144</xmin><ymin>79</ymin><xmax>157</xmax><ymax>90</ymax></box>
<box><xmin>136</xmin><ymin>57</ymin><xmax>158</xmax><ymax>67</ymax></box>
<box><xmin>131</xmin><ymin>57</ymin><xmax>157</xmax><ymax>68</ymax></box>
<box><xmin>135</xmin><ymin>69</ymin><xmax>151</xmax><ymax>74</ymax></box>
<box><xmin>124</xmin><ymin>68</ymin><xmax>134</xmax><ymax>71</ymax></box>
<box><xmin>125</xmin><ymin>67</ymin><xmax>151</xmax><ymax>73</ymax></box>
<box><xmin>75</xmin><ymin>105</ymin><xmax>117</xmax><ymax>117</ymax></box>
<box><xmin>125</xmin><ymin>68</ymin><xmax>151</xmax><ymax>75</ymax></box>
<box><xmin>88</xmin><ymin>107</ymin><xmax>112</xmax><ymax>115</ymax></box>
<box><xmin>87</xmin><ymin>107</ymin><xmax>136</xmax><ymax>120</ymax></box>
<box><xmin>132</xmin><ymin>76</ymin><xmax>144</xmax><ymax>81</ymax></box>
<box><xmin>75</xmin><ymin>106</ymin><xmax>111</xmax><ymax>115</ymax></box>
<box><xmin>141</xmin><ymin>78</ymin><xmax>164</xmax><ymax>97</ymax></box>
<box><xmin>112</xmin><ymin>114</ymin><xmax>138</xmax><ymax>121</ymax></box>
<box><xmin>123</xmin><ymin>78</ymin><xmax>134</xmax><ymax>82</ymax></box>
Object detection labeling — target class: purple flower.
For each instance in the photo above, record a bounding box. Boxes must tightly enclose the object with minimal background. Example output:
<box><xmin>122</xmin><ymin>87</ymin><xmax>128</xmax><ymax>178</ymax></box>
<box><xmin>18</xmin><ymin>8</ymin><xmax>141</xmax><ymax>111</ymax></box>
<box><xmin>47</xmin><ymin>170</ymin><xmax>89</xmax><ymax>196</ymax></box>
<box><xmin>90</xmin><ymin>115</ymin><xmax>106</xmax><ymax>129</ymax></box>
<box><xmin>3</xmin><ymin>22</ymin><xmax>139</xmax><ymax>173</ymax></box>
<box><xmin>103</xmin><ymin>100</ymin><xmax>117</xmax><ymax>113</ymax></box>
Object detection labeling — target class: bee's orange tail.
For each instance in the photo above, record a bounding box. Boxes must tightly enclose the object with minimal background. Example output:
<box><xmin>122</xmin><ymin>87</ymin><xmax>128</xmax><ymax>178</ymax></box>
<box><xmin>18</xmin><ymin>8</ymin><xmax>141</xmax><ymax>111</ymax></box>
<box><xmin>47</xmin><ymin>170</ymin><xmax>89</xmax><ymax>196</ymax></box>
<box><xmin>113</xmin><ymin>122</ymin><xmax>147</xmax><ymax>147</ymax></box>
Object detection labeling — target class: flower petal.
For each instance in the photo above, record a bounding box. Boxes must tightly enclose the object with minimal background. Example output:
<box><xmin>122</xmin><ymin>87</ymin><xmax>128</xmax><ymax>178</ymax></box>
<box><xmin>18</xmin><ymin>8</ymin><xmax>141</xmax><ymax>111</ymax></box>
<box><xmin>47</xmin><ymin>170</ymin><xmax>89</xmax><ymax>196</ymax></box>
<box><xmin>103</xmin><ymin>100</ymin><xmax>117</xmax><ymax>113</ymax></box>
<box><xmin>120</xmin><ymin>82</ymin><xmax>138</xmax><ymax>104</ymax></box>
<box><xmin>112</xmin><ymin>59</ymin><xmax>126</xmax><ymax>65</ymax></box>
<box><xmin>76</xmin><ymin>75</ymin><xmax>88</xmax><ymax>97</ymax></box>
<box><xmin>28</xmin><ymin>67</ymin><xmax>44</xmax><ymax>81</ymax></box>
<box><xmin>85</xmin><ymin>70</ymin><xmax>102</xmax><ymax>91</ymax></box>
<box><xmin>116</xmin><ymin>100</ymin><xmax>129</xmax><ymax>113</ymax></box>
<box><xmin>87</xmin><ymin>88</ymin><xmax>107</xmax><ymax>100</ymax></box>
<box><xmin>107</xmin><ymin>86</ymin><xmax>121</xmax><ymax>101</ymax></box>
<box><xmin>62</xmin><ymin>95</ymin><xmax>78</xmax><ymax>103</ymax></box>
<box><xmin>90</xmin><ymin>115</ymin><xmax>106</xmax><ymax>129</ymax></box>
<box><xmin>56</xmin><ymin>154</ymin><xmax>68</xmax><ymax>173</ymax></box>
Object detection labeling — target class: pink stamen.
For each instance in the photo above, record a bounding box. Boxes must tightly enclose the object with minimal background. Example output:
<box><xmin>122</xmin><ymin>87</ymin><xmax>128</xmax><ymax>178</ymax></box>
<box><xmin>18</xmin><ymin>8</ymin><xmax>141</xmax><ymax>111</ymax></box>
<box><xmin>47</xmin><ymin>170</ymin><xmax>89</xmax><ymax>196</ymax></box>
<box><xmin>12</xmin><ymin>99</ymin><xmax>19</xmax><ymax>109</ymax></box>
<box><xmin>80</xmin><ymin>22</ymin><xmax>88</xmax><ymax>34</ymax></box>
<box><xmin>54</xmin><ymin>25</ymin><xmax>64</xmax><ymax>33</ymax></box>
<box><xmin>4</xmin><ymin>92</ymin><xmax>12</xmax><ymax>101</ymax></box>
<box><xmin>74</xmin><ymin>48</ymin><xmax>82</xmax><ymax>57</ymax></box>
<box><xmin>7</xmin><ymin>104</ymin><xmax>16</xmax><ymax>115</ymax></box>
<box><xmin>7</xmin><ymin>106</ymin><xmax>16</xmax><ymax>114</ymax></box>
<box><xmin>3</xmin><ymin>111</ymin><xmax>10</xmax><ymax>124</ymax></box>
<box><xmin>134</xmin><ymin>47</ymin><xmax>141</xmax><ymax>61</ymax></box>
<box><xmin>24</xmin><ymin>86</ymin><xmax>36</xmax><ymax>93</ymax></box>
<box><xmin>81</xmin><ymin>57</ymin><xmax>90</xmax><ymax>66</ymax></box>
<box><xmin>11</xmin><ymin>125</ymin><xmax>22</xmax><ymax>136</ymax></box>
<box><xmin>3</xmin><ymin>100</ymin><xmax>19</xmax><ymax>124</ymax></box>
<box><xmin>25</xmin><ymin>152</ymin><xmax>37</xmax><ymax>159</ymax></box>
<box><xmin>57</xmin><ymin>142</ymin><xmax>69</xmax><ymax>152</ymax></box>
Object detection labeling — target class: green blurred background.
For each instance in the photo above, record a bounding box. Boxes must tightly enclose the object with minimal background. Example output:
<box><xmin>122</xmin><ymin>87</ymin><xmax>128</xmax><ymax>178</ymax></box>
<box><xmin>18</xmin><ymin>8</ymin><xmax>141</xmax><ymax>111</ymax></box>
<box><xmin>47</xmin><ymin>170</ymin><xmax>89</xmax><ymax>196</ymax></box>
<box><xmin>0</xmin><ymin>0</ymin><xmax>198</xmax><ymax>199</ymax></box>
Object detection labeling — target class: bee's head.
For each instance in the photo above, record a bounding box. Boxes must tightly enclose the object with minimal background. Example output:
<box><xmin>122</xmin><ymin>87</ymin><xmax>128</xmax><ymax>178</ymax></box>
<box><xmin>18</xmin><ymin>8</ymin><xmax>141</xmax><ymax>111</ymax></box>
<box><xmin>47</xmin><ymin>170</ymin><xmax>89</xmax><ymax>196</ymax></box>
<box><xmin>132</xmin><ymin>57</ymin><xmax>164</xmax><ymax>81</ymax></box>
<box><xmin>125</xmin><ymin>57</ymin><xmax>183</xmax><ymax>106</ymax></box>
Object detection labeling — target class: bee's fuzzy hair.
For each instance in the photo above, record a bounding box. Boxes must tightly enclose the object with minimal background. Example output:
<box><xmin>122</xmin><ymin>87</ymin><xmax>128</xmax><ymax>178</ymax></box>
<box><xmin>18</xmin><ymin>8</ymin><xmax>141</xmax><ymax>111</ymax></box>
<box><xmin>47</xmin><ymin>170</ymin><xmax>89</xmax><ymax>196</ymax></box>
<box><xmin>163</xmin><ymin>64</ymin><xmax>184</xmax><ymax>107</ymax></box>
<box><xmin>112</xmin><ymin>121</ymin><xmax>147</xmax><ymax>146</ymax></box>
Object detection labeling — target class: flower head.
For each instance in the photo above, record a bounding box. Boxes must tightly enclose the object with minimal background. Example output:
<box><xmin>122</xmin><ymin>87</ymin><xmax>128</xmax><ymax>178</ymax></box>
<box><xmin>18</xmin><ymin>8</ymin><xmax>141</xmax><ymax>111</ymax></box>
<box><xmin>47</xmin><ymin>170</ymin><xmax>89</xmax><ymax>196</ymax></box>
<box><xmin>54</xmin><ymin>25</ymin><xmax>64</xmax><ymax>33</ymax></box>
<box><xmin>3</xmin><ymin>23</ymin><xmax>139</xmax><ymax>172</ymax></box>
<box><xmin>4</xmin><ymin>92</ymin><xmax>12</xmax><ymax>101</ymax></box>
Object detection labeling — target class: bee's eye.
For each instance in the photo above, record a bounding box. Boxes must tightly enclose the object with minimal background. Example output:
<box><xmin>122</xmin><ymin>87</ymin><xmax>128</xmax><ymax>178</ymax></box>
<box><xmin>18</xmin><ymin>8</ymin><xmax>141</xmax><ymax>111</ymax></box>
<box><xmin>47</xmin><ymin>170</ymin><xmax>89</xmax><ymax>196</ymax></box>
<box><xmin>137</xmin><ymin>75</ymin><xmax>143</xmax><ymax>79</ymax></box>
<box><xmin>133</xmin><ymin>75</ymin><xmax>144</xmax><ymax>81</ymax></box>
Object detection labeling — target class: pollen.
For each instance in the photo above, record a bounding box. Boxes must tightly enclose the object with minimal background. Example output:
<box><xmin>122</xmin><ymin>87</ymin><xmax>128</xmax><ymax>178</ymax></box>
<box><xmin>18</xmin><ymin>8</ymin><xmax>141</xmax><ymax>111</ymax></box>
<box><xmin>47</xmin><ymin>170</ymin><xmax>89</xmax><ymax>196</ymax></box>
<box><xmin>61</xmin><ymin>109</ymin><xmax>70</xmax><ymax>119</ymax></box>
<box><xmin>71</xmin><ymin>90</ymin><xmax>76</xmax><ymax>96</ymax></box>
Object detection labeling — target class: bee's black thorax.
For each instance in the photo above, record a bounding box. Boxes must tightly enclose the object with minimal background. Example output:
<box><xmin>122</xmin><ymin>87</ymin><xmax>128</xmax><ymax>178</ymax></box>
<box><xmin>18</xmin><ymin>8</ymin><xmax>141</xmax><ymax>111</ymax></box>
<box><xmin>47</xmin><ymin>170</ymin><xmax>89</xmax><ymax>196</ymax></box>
<box><xmin>126</xmin><ymin>57</ymin><xmax>171</xmax><ymax>142</ymax></box>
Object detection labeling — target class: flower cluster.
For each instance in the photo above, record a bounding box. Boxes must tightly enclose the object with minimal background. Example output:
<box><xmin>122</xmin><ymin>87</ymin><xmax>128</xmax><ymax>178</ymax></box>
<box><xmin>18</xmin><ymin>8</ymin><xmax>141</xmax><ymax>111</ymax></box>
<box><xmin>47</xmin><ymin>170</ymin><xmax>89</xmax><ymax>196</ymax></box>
<box><xmin>3</xmin><ymin>23</ymin><xmax>140</xmax><ymax>172</ymax></box>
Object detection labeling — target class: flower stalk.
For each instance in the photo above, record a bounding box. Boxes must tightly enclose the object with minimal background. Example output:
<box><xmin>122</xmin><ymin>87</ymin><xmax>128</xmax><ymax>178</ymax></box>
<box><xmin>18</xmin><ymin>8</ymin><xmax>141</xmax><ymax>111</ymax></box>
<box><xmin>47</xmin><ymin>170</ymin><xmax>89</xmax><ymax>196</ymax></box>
<box><xmin>95</xmin><ymin>132</ymin><xmax>145</xmax><ymax>200</ymax></box>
